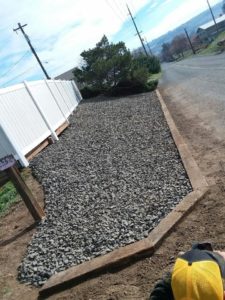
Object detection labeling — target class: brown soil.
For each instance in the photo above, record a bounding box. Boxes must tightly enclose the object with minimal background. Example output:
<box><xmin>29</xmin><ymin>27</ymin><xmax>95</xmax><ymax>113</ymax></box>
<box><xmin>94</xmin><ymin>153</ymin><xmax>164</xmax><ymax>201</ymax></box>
<box><xmin>1</xmin><ymin>91</ymin><xmax>225</xmax><ymax>300</ymax></box>
<box><xmin>0</xmin><ymin>169</ymin><xmax>43</xmax><ymax>300</ymax></box>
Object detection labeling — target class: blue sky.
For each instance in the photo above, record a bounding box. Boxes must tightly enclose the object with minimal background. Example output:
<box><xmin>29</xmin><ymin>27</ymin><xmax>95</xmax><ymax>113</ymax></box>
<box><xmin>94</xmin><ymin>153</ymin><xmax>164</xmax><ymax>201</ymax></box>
<box><xmin>0</xmin><ymin>0</ymin><xmax>222</xmax><ymax>87</ymax></box>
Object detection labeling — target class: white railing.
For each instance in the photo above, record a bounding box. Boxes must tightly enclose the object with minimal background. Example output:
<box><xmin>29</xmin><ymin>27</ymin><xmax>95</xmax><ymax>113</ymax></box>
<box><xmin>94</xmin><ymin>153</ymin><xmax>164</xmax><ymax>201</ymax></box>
<box><xmin>0</xmin><ymin>79</ymin><xmax>82</xmax><ymax>167</ymax></box>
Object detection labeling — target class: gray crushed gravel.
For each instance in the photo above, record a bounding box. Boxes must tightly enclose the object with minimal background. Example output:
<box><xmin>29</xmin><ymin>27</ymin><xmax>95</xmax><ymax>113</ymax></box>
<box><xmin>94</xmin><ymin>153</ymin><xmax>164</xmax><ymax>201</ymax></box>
<box><xmin>18</xmin><ymin>92</ymin><xmax>192</xmax><ymax>286</ymax></box>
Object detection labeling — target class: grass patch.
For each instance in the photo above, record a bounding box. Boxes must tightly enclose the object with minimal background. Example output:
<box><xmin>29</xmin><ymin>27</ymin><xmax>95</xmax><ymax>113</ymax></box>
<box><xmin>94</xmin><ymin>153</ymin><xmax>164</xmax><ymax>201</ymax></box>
<box><xmin>0</xmin><ymin>181</ymin><xmax>18</xmax><ymax>215</ymax></box>
<box><xmin>148</xmin><ymin>72</ymin><xmax>162</xmax><ymax>83</ymax></box>
<box><xmin>198</xmin><ymin>31</ymin><xmax>225</xmax><ymax>55</ymax></box>
<box><xmin>0</xmin><ymin>168</ymin><xmax>30</xmax><ymax>216</ymax></box>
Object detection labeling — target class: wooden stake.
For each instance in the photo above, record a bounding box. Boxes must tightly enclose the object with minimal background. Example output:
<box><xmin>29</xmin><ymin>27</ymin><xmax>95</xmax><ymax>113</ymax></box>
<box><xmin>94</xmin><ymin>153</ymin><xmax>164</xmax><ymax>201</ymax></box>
<box><xmin>6</xmin><ymin>166</ymin><xmax>45</xmax><ymax>222</ymax></box>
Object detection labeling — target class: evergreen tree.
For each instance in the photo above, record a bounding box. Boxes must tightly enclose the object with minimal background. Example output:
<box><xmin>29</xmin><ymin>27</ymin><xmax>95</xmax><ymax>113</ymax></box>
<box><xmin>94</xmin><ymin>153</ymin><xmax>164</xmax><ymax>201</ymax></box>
<box><xmin>73</xmin><ymin>35</ymin><xmax>131</xmax><ymax>90</ymax></box>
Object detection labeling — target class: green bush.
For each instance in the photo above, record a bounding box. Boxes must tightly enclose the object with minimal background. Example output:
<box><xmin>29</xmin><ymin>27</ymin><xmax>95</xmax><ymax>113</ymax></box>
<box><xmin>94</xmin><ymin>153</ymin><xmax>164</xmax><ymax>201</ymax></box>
<box><xmin>80</xmin><ymin>87</ymin><xmax>101</xmax><ymax>99</ymax></box>
<box><xmin>148</xmin><ymin>56</ymin><xmax>161</xmax><ymax>74</ymax></box>
<box><xmin>130</xmin><ymin>66</ymin><xmax>149</xmax><ymax>85</ymax></box>
<box><xmin>132</xmin><ymin>54</ymin><xmax>161</xmax><ymax>75</ymax></box>
<box><xmin>107</xmin><ymin>78</ymin><xmax>158</xmax><ymax>97</ymax></box>
<box><xmin>147</xmin><ymin>79</ymin><xmax>158</xmax><ymax>91</ymax></box>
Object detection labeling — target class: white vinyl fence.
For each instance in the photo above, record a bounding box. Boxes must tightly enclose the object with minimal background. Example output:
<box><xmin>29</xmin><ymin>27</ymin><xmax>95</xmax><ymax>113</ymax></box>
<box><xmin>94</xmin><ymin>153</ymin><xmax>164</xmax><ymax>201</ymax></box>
<box><xmin>0</xmin><ymin>79</ymin><xmax>82</xmax><ymax>167</ymax></box>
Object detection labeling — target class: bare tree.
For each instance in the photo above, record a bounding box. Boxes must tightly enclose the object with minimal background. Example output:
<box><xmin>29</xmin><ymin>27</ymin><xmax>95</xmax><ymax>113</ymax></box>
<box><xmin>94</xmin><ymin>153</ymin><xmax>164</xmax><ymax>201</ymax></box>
<box><xmin>170</xmin><ymin>35</ymin><xmax>189</xmax><ymax>58</ymax></box>
<box><xmin>161</xmin><ymin>43</ymin><xmax>174</xmax><ymax>62</ymax></box>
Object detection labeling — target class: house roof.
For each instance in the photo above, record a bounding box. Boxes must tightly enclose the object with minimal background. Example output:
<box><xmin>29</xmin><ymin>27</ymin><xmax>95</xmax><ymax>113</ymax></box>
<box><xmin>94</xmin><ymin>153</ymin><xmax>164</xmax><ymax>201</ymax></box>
<box><xmin>198</xmin><ymin>14</ymin><xmax>225</xmax><ymax>30</ymax></box>
<box><xmin>55</xmin><ymin>68</ymin><xmax>75</xmax><ymax>80</ymax></box>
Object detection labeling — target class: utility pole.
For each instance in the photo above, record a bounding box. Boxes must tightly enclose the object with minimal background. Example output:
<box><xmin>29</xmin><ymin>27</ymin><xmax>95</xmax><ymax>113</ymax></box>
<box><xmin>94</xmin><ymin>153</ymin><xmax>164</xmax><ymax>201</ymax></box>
<box><xmin>206</xmin><ymin>0</ymin><xmax>219</xmax><ymax>34</ymax></box>
<box><xmin>126</xmin><ymin>4</ymin><xmax>148</xmax><ymax>56</ymax></box>
<box><xmin>13</xmin><ymin>23</ymin><xmax>50</xmax><ymax>79</ymax></box>
<box><xmin>184</xmin><ymin>28</ymin><xmax>196</xmax><ymax>55</ymax></box>
<box><xmin>145</xmin><ymin>37</ymin><xmax>153</xmax><ymax>56</ymax></box>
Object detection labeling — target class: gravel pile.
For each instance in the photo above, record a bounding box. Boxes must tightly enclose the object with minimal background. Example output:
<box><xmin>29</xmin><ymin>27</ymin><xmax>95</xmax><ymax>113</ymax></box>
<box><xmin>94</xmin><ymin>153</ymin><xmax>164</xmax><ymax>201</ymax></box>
<box><xmin>18</xmin><ymin>92</ymin><xmax>192</xmax><ymax>286</ymax></box>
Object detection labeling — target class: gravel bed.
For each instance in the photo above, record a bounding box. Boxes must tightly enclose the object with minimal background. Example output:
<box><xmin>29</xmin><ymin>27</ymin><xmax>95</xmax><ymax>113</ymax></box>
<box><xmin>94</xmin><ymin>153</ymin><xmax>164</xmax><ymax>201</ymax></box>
<box><xmin>18</xmin><ymin>92</ymin><xmax>192</xmax><ymax>286</ymax></box>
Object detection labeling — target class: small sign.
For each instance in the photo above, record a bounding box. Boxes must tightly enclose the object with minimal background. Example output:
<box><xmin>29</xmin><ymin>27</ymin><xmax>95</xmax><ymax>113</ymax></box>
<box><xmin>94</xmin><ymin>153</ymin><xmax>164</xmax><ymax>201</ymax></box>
<box><xmin>0</xmin><ymin>155</ymin><xmax>16</xmax><ymax>171</ymax></box>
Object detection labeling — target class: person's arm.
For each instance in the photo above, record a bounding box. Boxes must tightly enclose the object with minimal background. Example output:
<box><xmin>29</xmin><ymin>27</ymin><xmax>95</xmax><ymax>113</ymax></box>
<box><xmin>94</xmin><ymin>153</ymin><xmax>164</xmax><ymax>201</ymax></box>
<box><xmin>149</xmin><ymin>272</ymin><xmax>174</xmax><ymax>300</ymax></box>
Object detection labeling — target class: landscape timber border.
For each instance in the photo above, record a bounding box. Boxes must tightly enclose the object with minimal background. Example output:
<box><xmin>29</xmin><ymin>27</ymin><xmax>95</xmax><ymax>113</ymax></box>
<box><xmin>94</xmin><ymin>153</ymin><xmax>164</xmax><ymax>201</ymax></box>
<box><xmin>39</xmin><ymin>90</ymin><xmax>209</xmax><ymax>297</ymax></box>
<box><xmin>26</xmin><ymin>121</ymin><xmax>69</xmax><ymax>162</ymax></box>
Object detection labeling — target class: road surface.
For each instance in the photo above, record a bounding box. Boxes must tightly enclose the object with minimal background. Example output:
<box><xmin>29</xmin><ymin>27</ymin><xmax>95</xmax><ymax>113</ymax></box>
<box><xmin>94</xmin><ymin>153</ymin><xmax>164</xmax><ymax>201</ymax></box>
<box><xmin>160</xmin><ymin>53</ymin><xmax>225</xmax><ymax>141</ymax></box>
<box><xmin>159</xmin><ymin>53</ymin><xmax>225</xmax><ymax>186</ymax></box>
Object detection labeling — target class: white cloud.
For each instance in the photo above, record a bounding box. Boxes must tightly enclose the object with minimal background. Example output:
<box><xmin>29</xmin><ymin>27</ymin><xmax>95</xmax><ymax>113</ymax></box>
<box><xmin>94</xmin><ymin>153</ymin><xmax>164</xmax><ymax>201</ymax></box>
<box><xmin>0</xmin><ymin>0</ymin><xmax>150</xmax><ymax>84</ymax></box>
<box><xmin>0</xmin><ymin>0</ymin><xmax>222</xmax><ymax>86</ymax></box>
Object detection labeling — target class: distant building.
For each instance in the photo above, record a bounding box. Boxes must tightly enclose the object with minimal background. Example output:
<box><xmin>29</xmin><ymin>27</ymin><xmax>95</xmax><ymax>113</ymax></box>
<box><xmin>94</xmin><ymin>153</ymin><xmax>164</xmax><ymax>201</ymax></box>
<box><xmin>197</xmin><ymin>15</ymin><xmax>225</xmax><ymax>43</ymax></box>
<box><xmin>55</xmin><ymin>68</ymin><xmax>75</xmax><ymax>81</ymax></box>
<box><xmin>55</xmin><ymin>68</ymin><xmax>82</xmax><ymax>88</ymax></box>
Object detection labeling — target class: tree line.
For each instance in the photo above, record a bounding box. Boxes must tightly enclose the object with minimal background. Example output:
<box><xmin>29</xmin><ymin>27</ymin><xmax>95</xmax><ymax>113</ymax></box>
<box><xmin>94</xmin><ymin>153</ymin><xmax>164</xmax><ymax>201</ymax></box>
<box><xmin>161</xmin><ymin>34</ymin><xmax>192</xmax><ymax>62</ymax></box>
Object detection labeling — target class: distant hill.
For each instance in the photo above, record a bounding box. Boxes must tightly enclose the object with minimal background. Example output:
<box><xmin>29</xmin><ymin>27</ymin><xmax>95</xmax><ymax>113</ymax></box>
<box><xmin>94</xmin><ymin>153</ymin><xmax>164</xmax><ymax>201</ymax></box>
<box><xmin>148</xmin><ymin>1</ymin><xmax>224</xmax><ymax>55</ymax></box>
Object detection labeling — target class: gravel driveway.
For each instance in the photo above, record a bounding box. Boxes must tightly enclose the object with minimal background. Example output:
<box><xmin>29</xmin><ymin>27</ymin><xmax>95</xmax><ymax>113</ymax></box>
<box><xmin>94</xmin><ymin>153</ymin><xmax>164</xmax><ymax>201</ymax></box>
<box><xmin>18</xmin><ymin>92</ymin><xmax>192</xmax><ymax>286</ymax></box>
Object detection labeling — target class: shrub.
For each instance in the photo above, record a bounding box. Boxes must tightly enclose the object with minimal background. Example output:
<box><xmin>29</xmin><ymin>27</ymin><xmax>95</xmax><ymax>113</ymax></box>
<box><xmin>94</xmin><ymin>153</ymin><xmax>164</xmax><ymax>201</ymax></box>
<box><xmin>107</xmin><ymin>78</ymin><xmax>158</xmax><ymax>97</ymax></box>
<box><xmin>147</xmin><ymin>56</ymin><xmax>161</xmax><ymax>74</ymax></box>
<box><xmin>80</xmin><ymin>87</ymin><xmax>101</xmax><ymax>99</ymax></box>
<box><xmin>147</xmin><ymin>80</ymin><xmax>158</xmax><ymax>91</ymax></box>
<box><xmin>132</xmin><ymin>54</ymin><xmax>161</xmax><ymax>75</ymax></box>
<box><xmin>130</xmin><ymin>66</ymin><xmax>149</xmax><ymax>84</ymax></box>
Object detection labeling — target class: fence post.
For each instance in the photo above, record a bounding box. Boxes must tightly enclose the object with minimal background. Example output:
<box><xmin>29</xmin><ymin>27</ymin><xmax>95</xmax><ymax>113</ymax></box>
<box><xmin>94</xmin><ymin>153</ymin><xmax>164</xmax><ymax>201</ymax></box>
<box><xmin>0</xmin><ymin>124</ymin><xmax>29</xmax><ymax>167</ymax></box>
<box><xmin>71</xmin><ymin>80</ymin><xmax>82</xmax><ymax>103</ymax></box>
<box><xmin>44</xmin><ymin>80</ymin><xmax>69</xmax><ymax>123</ymax></box>
<box><xmin>6</xmin><ymin>165</ymin><xmax>45</xmax><ymax>222</ymax></box>
<box><xmin>24</xmin><ymin>81</ymin><xmax>59</xmax><ymax>142</ymax></box>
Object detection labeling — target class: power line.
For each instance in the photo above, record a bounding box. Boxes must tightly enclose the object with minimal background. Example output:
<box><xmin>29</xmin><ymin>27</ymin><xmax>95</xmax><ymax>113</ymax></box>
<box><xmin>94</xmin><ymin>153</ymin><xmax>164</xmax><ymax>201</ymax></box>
<box><xmin>128</xmin><ymin>0</ymin><xmax>137</xmax><ymax>15</ymax></box>
<box><xmin>13</xmin><ymin>23</ymin><xmax>50</xmax><ymax>79</ymax></box>
<box><xmin>1</xmin><ymin>65</ymin><xmax>38</xmax><ymax>88</ymax></box>
<box><xmin>0</xmin><ymin>51</ymin><xmax>30</xmax><ymax>78</ymax></box>
<box><xmin>113</xmin><ymin>0</ymin><xmax>127</xmax><ymax>19</ymax></box>
<box><xmin>105</xmin><ymin>0</ymin><xmax>126</xmax><ymax>22</ymax></box>
<box><xmin>144</xmin><ymin>37</ymin><xmax>153</xmax><ymax>56</ymax></box>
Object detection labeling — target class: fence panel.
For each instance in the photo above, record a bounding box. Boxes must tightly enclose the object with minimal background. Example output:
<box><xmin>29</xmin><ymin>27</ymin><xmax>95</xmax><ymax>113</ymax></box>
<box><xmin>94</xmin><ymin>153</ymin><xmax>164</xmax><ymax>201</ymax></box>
<box><xmin>55</xmin><ymin>80</ymin><xmax>75</xmax><ymax>112</ymax></box>
<box><xmin>47</xmin><ymin>81</ymin><xmax>71</xmax><ymax>117</ymax></box>
<box><xmin>27</xmin><ymin>80</ymin><xmax>65</xmax><ymax>131</ymax></box>
<box><xmin>0</xmin><ymin>80</ymin><xmax>81</xmax><ymax>166</ymax></box>
<box><xmin>0</xmin><ymin>84</ymin><xmax>51</xmax><ymax>155</ymax></box>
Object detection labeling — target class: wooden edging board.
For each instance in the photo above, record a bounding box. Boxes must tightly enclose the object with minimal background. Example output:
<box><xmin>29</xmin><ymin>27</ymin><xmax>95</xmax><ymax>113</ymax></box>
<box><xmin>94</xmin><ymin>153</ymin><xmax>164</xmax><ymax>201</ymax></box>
<box><xmin>26</xmin><ymin>121</ymin><xmax>69</xmax><ymax>161</ymax></box>
<box><xmin>40</xmin><ymin>91</ymin><xmax>209</xmax><ymax>297</ymax></box>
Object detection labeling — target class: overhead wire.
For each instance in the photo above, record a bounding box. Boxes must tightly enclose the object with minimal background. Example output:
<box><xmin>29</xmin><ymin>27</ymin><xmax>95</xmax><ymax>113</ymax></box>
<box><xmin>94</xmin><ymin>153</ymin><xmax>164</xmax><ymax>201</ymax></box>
<box><xmin>105</xmin><ymin>0</ymin><xmax>126</xmax><ymax>22</ymax></box>
<box><xmin>1</xmin><ymin>64</ymin><xmax>38</xmax><ymax>88</ymax></box>
<box><xmin>128</xmin><ymin>0</ymin><xmax>137</xmax><ymax>14</ymax></box>
<box><xmin>0</xmin><ymin>51</ymin><xmax>30</xmax><ymax>78</ymax></box>
<box><xmin>113</xmin><ymin>0</ymin><xmax>128</xmax><ymax>19</ymax></box>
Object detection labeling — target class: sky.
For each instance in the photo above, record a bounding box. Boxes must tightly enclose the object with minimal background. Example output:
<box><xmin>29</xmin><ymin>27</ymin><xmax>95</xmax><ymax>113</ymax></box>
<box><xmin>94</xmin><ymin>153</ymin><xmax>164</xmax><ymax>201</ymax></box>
<box><xmin>0</xmin><ymin>0</ymin><xmax>222</xmax><ymax>87</ymax></box>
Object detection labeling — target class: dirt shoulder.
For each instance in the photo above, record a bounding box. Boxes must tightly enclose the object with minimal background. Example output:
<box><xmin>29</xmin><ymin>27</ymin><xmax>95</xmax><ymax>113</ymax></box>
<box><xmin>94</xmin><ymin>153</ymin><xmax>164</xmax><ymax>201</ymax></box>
<box><xmin>0</xmin><ymin>169</ymin><xmax>43</xmax><ymax>300</ymax></box>
<box><xmin>1</xmin><ymin>90</ymin><xmax>225</xmax><ymax>300</ymax></box>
